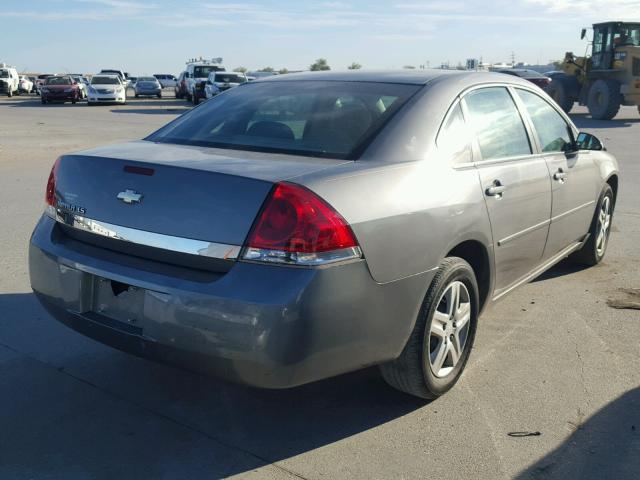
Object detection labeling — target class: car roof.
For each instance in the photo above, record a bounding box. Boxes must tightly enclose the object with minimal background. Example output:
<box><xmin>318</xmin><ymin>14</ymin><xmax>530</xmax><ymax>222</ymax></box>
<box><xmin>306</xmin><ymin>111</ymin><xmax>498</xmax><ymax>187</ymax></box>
<box><xmin>253</xmin><ymin>69</ymin><xmax>538</xmax><ymax>89</ymax></box>
<box><xmin>256</xmin><ymin>69</ymin><xmax>494</xmax><ymax>85</ymax></box>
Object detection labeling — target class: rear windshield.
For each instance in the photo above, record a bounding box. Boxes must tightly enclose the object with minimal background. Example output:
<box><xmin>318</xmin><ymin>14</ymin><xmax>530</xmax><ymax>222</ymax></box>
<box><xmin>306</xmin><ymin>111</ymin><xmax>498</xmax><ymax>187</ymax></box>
<box><xmin>91</xmin><ymin>76</ymin><xmax>120</xmax><ymax>85</ymax></box>
<box><xmin>138</xmin><ymin>77</ymin><xmax>157</xmax><ymax>82</ymax></box>
<box><xmin>46</xmin><ymin>77</ymin><xmax>72</xmax><ymax>85</ymax></box>
<box><xmin>193</xmin><ymin>65</ymin><xmax>225</xmax><ymax>78</ymax></box>
<box><xmin>215</xmin><ymin>73</ymin><xmax>246</xmax><ymax>83</ymax></box>
<box><xmin>0</xmin><ymin>70</ymin><xmax>8</xmax><ymax>78</ymax></box>
<box><xmin>147</xmin><ymin>81</ymin><xmax>419</xmax><ymax>159</ymax></box>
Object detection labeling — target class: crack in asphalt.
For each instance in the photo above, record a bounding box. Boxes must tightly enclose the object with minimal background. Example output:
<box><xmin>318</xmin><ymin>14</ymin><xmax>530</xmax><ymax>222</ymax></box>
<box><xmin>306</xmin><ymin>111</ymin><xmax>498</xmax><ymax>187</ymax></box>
<box><xmin>567</xmin><ymin>325</ymin><xmax>591</xmax><ymax>432</ymax></box>
<box><xmin>0</xmin><ymin>340</ymin><xmax>309</xmax><ymax>480</ymax></box>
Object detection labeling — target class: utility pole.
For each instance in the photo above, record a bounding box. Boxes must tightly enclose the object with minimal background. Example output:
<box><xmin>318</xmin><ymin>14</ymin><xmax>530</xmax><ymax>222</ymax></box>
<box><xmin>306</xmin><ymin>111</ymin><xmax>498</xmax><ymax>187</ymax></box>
<box><xmin>510</xmin><ymin>51</ymin><xmax>516</xmax><ymax>66</ymax></box>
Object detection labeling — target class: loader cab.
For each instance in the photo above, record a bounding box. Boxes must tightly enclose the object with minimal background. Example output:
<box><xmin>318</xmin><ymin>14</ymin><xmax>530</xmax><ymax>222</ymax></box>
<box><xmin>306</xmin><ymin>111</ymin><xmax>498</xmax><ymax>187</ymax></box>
<box><xmin>591</xmin><ymin>22</ymin><xmax>640</xmax><ymax>70</ymax></box>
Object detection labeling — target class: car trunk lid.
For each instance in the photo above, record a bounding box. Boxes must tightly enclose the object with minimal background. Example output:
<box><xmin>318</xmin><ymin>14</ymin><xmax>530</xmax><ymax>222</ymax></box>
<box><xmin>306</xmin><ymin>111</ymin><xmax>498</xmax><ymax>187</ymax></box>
<box><xmin>53</xmin><ymin>140</ymin><xmax>350</xmax><ymax>249</ymax></box>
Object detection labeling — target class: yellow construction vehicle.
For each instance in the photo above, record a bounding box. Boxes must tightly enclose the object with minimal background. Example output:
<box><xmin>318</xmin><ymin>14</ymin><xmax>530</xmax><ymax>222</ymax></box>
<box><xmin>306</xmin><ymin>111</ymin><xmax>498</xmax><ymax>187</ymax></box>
<box><xmin>546</xmin><ymin>21</ymin><xmax>640</xmax><ymax>119</ymax></box>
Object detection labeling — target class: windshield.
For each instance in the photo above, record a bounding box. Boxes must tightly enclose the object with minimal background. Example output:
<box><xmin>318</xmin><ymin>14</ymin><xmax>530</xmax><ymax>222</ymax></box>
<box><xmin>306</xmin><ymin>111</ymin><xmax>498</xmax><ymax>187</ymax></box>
<box><xmin>215</xmin><ymin>73</ymin><xmax>246</xmax><ymax>84</ymax></box>
<box><xmin>46</xmin><ymin>77</ymin><xmax>72</xmax><ymax>85</ymax></box>
<box><xmin>193</xmin><ymin>65</ymin><xmax>225</xmax><ymax>78</ymax></box>
<box><xmin>147</xmin><ymin>81</ymin><xmax>419</xmax><ymax>159</ymax></box>
<box><xmin>91</xmin><ymin>76</ymin><xmax>120</xmax><ymax>85</ymax></box>
<box><xmin>0</xmin><ymin>70</ymin><xmax>8</xmax><ymax>78</ymax></box>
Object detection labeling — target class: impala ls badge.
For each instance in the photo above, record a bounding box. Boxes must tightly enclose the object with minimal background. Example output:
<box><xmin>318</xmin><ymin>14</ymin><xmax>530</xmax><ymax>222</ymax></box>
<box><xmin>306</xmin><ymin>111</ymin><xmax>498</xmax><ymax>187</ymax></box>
<box><xmin>117</xmin><ymin>189</ymin><xmax>143</xmax><ymax>204</ymax></box>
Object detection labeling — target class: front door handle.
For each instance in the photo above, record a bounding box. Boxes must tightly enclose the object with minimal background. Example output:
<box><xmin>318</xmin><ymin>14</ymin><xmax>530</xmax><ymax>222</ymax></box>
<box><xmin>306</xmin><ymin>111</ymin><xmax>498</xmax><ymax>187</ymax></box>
<box><xmin>553</xmin><ymin>169</ymin><xmax>567</xmax><ymax>181</ymax></box>
<box><xmin>485</xmin><ymin>180</ymin><xmax>507</xmax><ymax>197</ymax></box>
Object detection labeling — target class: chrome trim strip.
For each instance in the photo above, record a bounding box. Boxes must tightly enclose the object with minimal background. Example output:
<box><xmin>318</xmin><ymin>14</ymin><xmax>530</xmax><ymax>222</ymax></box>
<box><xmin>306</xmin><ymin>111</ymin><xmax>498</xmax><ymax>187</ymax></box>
<box><xmin>48</xmin><ymin>207</ymin><xmax>241</xmax><ymax>260</ymax></box>
<box><xmin>551</xmin><ymin>200</ymin><xmax>595</xmax><ymax>223</ymax></box>
<box><xmin>497</xmin><ymin>218</ymin><xmax>551</xmax><ymax>246</ymax></box>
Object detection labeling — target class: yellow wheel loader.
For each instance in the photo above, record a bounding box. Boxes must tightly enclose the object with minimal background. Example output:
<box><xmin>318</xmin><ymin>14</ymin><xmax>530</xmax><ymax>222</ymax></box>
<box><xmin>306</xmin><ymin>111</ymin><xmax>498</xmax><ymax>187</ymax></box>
<box><xmin>546</xmin><ymin>21</ymin><xmax>640</xmax><ymax>119</ymax></box>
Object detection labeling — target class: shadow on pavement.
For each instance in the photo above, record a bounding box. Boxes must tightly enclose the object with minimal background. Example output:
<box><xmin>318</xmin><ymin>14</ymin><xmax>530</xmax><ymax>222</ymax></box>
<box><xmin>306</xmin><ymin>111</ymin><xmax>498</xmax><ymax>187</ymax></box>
<box><xmin>516</xmin><ymin>387</ymin><xmax>640</xmax><ymax>480</ymax></box>
<box><xmin>0</xmin><ymin>292</ymin><xmax>425</xmax><ymax>478</ymax></box>
<box><xmin>110</xmin><ymin>108</ymin><xmax>188</xmax><ymax>115</ymax></box>
<box><xmin>531</xmin><ymin>258</ymin><xmax>590</xmax><ymax>282</ymax></box>
<box><xmin>569</xmin><ymin>112</ymin><xmax>640</xmax><ymax>129</ymax></box>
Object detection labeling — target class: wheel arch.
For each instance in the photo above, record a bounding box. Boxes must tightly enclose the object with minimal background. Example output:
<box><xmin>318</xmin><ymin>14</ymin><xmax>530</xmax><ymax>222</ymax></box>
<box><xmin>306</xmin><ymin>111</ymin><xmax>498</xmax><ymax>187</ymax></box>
<box><xmin>606</xmin><ymin>173</ymin><xmax>619</xmax><ymax>209</ymax></box>
<box><xmin>446</xmin><ymin>239</ymin><xmax>492</xmax><ymax>314</ymax></box>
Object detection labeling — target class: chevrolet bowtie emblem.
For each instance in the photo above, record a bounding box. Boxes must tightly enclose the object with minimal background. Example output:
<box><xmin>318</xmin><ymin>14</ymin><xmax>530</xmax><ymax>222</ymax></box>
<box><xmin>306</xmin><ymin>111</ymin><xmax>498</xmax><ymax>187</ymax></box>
<box><xmin>117</xmin><ymin>189</ymin><xmax>143</xmax><ymax>204</ymax></box>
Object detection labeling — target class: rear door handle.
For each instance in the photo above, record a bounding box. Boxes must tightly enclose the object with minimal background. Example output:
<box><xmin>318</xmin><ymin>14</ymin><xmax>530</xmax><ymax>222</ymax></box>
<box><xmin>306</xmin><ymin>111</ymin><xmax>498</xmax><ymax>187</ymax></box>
<box><xmin>485</xmin><ymin>181</ymin><xmax>507</xmax><ymax>197</ymax></box>
<box><xmin>553</xmin><ymin>169</ymin><xmax>567</xmax><ymax>181</ymax></box>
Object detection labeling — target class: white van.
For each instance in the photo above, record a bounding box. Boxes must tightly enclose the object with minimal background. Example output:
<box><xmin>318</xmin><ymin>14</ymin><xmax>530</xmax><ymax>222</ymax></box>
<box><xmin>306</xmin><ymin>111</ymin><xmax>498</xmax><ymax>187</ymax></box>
<box><xmin>0</xmin><ymin>63</ymin><xmax>19</xmax><ymax>97</ymax></box>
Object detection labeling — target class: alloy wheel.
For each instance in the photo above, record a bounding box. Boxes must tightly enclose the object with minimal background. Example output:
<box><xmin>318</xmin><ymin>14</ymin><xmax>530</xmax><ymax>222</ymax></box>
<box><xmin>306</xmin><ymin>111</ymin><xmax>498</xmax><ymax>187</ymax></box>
<box><xmin>596</xmin><ymin>196</ymin><xmax>611</xmax><ymax>257</ymax></box>
<box><xmin>428</xmin><ymin>281</ymin><xmax>472</xmax><ymax>378</ymax></box>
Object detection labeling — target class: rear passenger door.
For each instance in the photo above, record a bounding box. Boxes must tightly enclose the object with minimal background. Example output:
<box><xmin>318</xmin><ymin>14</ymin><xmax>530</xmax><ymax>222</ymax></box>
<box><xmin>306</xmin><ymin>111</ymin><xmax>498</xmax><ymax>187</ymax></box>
<box><xmin>462</xmin><ymin>86</ymin><xmax>552</xmax><ymax>297</ymax></box>
<box><xmin>514</xmin><ymin>88</ymin><xmax>600</xmax><ymax>259</ymax></box>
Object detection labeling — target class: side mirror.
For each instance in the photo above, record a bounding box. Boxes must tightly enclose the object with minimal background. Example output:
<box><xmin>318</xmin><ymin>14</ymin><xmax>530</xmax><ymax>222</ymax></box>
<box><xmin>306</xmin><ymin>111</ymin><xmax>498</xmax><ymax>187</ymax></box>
<box><xmin>580</xmin><ymin>28</ymin><xmax>587</xmax><ymax>40</ymax></box>
<box><xmin>576</xmin><ymin>132</ymin><xmax>604</xmax><ymax>151</ymax></box>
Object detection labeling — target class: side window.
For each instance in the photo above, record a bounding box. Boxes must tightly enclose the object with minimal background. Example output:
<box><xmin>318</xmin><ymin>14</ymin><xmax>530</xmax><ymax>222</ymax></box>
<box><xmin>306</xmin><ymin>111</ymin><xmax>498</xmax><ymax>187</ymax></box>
<box><xmin>437</xmin><ymin>104</ymin><xmax>472</xmax><ymax>164</ymax></box>
<box><xmin>516</xmin><ymin>89</ymin><xmax>573</xmax><ymax>153</ymax></box>
<box><xmin>463</xmin><ymin>87</ymin><xmax>532</xmax><ymax>161</ymax></box>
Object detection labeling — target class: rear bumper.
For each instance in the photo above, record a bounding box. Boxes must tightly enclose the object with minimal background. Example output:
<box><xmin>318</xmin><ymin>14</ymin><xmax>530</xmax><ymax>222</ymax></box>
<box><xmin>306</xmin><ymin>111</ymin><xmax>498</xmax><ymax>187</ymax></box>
<box><xmin>29</xmin><ymin>215</ymin><xmax>430</xmax><ymax>388</ymax></box>
<box><xmin>135</xmin><ymin>89</ymin><xmax>161</xmax><ymax>96</ymax></box>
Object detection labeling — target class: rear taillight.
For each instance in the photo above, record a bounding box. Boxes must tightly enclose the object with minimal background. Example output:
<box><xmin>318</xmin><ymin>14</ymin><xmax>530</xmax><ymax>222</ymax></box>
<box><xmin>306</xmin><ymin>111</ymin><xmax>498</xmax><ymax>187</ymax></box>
<box><xmin>45</xmin><ymin>158</ymin><xmax>60</xmax><ymax>206</ymax></box>
<box><xmin>243</xmin><ymin>182</ymin><xmax>362</xmax><ymax>265</ymax></box>
<box><xmin>44</xmin><ymin>158</ymin><xmax>60</xmax><ymax>216</ymax></box>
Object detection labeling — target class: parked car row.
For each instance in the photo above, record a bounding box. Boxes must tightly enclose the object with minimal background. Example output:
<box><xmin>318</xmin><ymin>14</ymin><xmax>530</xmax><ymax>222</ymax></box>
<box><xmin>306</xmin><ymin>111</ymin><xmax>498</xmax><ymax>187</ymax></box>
<box><xmin>36</xmin><ymin>70</ymin><xmax>171</xmax><ymax>105</ymax></box>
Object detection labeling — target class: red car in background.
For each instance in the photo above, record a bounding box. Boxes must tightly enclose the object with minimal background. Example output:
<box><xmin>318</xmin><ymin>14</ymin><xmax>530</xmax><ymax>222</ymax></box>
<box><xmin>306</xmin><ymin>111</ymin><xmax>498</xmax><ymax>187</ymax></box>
<box><xmin>40</xmin><ymin>75</ymin><xmax>82</xmax><ymax>104</ymax></box>
<box><xmin>496</xmin><ymin>69</ymin><xmax>551</xmax><ymax>89</ymax></box>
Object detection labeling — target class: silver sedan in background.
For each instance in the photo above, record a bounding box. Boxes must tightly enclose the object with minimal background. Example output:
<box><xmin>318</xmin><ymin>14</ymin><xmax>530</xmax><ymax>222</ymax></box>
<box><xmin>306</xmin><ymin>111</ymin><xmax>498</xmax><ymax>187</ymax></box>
<box><xmin>133</xmin><ymin>76</ymin><xmax>162</xmax><ymax>98</ymax></box>
<box><xmin>29</xmin><ymin>71</ymin><xmax>618</xmax><ymax>399</ymax></box>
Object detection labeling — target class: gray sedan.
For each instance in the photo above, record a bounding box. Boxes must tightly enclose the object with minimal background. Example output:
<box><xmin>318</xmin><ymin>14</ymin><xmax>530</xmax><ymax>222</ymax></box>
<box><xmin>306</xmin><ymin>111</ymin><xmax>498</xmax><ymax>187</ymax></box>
<box><xmin>133</xmin><ymin>76</ymin><xmax>162</xmax><ymax>98</ymax></box>
<box><xmin>29</xmin><ymin>71</ymin><xmax>619</xmax><ymax>399</ymax></box>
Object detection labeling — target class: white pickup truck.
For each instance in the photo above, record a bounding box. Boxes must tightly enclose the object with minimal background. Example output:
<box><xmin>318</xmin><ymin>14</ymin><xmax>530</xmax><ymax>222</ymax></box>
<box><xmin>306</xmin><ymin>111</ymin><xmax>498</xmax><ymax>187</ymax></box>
<box><xmin>184</xmin><ymin>59</ymin><xmax>226</xmax><ymax>103</ymax></box>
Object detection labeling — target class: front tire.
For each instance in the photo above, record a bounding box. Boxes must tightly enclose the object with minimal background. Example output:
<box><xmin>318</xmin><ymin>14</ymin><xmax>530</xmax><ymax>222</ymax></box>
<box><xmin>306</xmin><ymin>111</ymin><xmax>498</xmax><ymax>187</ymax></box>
<box><xmin>587</xmin><ymin>79</ymin><xmax>621</xmax><ymax>120</ymax></box>
<box><xmin>380</xmin><ymin>257</ymin><xmax>479</xmax><ymax>399</ymax></box>
<box><xmin>571</xmin><ymin>185</ymin><xmax>614</xmax><ymax>266</ymax></box>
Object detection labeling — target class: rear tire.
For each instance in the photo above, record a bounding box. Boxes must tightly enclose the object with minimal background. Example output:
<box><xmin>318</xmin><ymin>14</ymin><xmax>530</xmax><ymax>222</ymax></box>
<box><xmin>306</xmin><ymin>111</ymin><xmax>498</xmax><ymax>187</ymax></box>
<box><xmin>587</xmin><ymin>79</ymin><xmax>622</xmax><ymax>120</ymax></box>
<box><xmin>380</xmin><ymin>257</ymin><xmax>479</xmax><ymax>399</ymax></box>
<box><xmin>570</xmin><ymin>185</ymin><xmax>614</xmax><ymax>266</ymax></box>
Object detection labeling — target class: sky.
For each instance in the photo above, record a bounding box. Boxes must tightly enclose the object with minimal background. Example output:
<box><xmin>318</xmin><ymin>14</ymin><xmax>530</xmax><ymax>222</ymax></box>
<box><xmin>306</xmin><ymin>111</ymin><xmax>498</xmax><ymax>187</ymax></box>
<box><xmin>1</xmin><ymin>0</ymin><xmax>639</xmax><ymax>75</ymax></box>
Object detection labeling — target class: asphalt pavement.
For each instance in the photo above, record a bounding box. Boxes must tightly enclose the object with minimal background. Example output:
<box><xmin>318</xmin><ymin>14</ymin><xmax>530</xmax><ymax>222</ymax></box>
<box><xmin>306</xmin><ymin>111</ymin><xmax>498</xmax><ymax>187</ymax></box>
<box><xmin>0</xmin><ymin>92</ymin><xmax>638</xmax><ymax>480</ymax></box>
